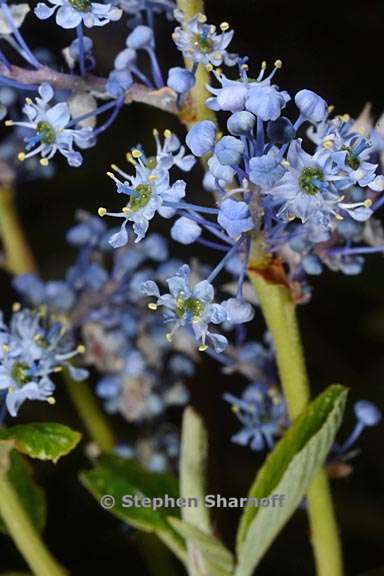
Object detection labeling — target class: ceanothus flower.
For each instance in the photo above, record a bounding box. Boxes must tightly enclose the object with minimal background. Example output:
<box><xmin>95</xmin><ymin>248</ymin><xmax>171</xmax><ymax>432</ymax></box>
<box><xmin>214</xmin><ymin>135</ymin><xmax>244</xmax><ymax>166</ymax></box>
<box><xmin>224</xmin><ymin>382</ymin><xmax>286</xmax><ymax>451</ymax></box>
<box><xmin>172</xmin><ymin>10</ymin><xmax>238</xmax><ymax>67</ymax></box>
<box><xmin>245</xmin><ymin>83</ymin><xmax>290</xmax><ymax>121</ymax></box>
<box><xmin>206</xmin><ymin>61</ymin><xmax>288</xmax><ymax>114</ymax></box>
<box><xmin>218</xmin><ymin>198</ymin><xmax>253</xmax><ymax>239</ymax></box>
<box><xmin>0</xmin><ymin>308</ymin><xmax>86</xmax><ymax>416</ymax></box>
<box><xmin>295</xmin><ymin>89</ymin><xmax>328</xmax><ymax>123</ymax></box>
<box><xmin>171</xmin><ymin>216</ymin><xmax>201</xmax><ymax>244</ymax></box>
<box><xmin>249</xmin><ymin>147</ymin><xmax>285</xmax><ymax>188</ymax></box>
<box><xmin>6</xmin><ymin>84</ymin><xmax>94</xmax><ymax>167</ymax></box>
<box><xmin>99</xmin><ymin>134</ymin><xmax>195</xmax><ymax>244</ymax></box>
<box><xmin>167</xmin><ymin>67</ymin><xmax>195</xmax><ymax>94</ymax></box>
<box><xmin>186</xmin><ymin>120</ymin><xmax>217</xmax><ymax>157</ymax></box>
<box><xmin>227</xmin><ymin>111</ymin><xmax>256</xmax><ymax>136</ymax></box>
<box><xmin>266</xmin><ymin>140</ymin><xmax>373</xmax><ymax>225</ymax></box>
<box><xmin>106</xmin><ymin>47</ymin><xmax>135</xmax><ymax>97</ymax></box>
<box><xmin>142</xmin><ymin>264</ymin><xmax>252</xmax><ymax>352</ymax></box>
<box><xmin>34</xmin><ymin>0</ymin><xmax>122</xmax><ymax>29</ymax></box>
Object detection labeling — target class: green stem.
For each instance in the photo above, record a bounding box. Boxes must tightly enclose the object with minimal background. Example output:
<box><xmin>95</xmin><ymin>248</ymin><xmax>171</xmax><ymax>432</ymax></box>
<box><xmin>63</xmin><ymin>371</ymin><xmax>115</xmax><ymax>453</ymax></box>
<box><xmin>0</xmin><ymin>468</ymin><xmax>66</xmax><ymax>576</ymax></box>
<box><xmin>177</xmin><ymin>0</ymin><xmax>217</xmax><ymax>129</ymax></box>
<box><xmin>247</xmin><ymin>269</ymin><xmax>344</xmax><ymax>576</ymax></box>
<box><xmin>0</xmin><ymin>186</ymin><xmax>36</xmax><ymax>275</ymax></box>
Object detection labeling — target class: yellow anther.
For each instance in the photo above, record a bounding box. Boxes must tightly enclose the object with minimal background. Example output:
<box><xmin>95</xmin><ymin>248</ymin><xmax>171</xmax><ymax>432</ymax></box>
<box><xmin>110</xmin><ymin>164</ymin><xmax>119</xmax><ymax>171</ymax></box>
<box><xmin>47</xmin><ymin>396</ymin><xmax>56</xmax><ymax>405</ymax></box>
<box><xmin>198</xmin><ymin>344</ymin><xmax>208</xmax><ymax>352</ymax></box>
<box><xmin>40</xmin><ymin>158</ymin><xmax>49</xmax><ymax>166</ymax></box>
<box><xmin>131</xmin><ymin>149</ymin><xmax>142</xmax><ymax>159</ymax></box>
<box><xmin>323</xmin><ymin>140</ymin><xmax>333</xmax><ymax>149</ymax></box>
<box><xmin>4</xmin><ymin>120</ymin><xmax>13</xmax><ymax>126</ymax></box>
<box><xmin>274</xmin><ymin>59</ymin><xmax>282</xmax><ymax>69</ymax></box>
<box><xmin>220</xmin><ymin>22</ymin><xmax>230</xmax><ymax>31</ymax></box>
<box><xmin>18</xmin><ymin>152</ymin><xmax>26</xmax><ymax>162</ymax></box>
<box><xmin>335</xmin><ymin>214</ymin><xmax>344</xmax><ymax>221</ymax></box>
<box><xmin>206</xmin><ymin>63</ymin><xmax>213</xmax><ymax>72</ymax></box>
<box><xmin>25</xmin><ymin>97</ymin><xmax>33</xmax><ymax>105</ymax></box>
<box><xmin>122</xmin><ymin>206</ymin><xmax>130</xmax><ymax>214</ymax></box>
<box><xmin>98</xmin><ymin>207</ymin><xmax>107</xmax><ymax>217</ymax></box>
<box><xmin>364</xmin><ymin>198</ymin><xmax>373</xmax><ymax>208</ymax></box>
<box><xmin>153</xmin><ymin>128</ymin><xmax>159</xmax><ymax>136</ymax></box>
<box><xmin>148</xmin><ymin>174</ymin><xmax>157</xmax><ymax>181</ymax></box>
<box><xmin>281</xmin><ymin>159</ymin><xmax>290</xmax><ymax>168</ymax></box>
<box><xmin>328</xmin><ymin>105</ymin><xmax>335</xmax><ymax>113</ymax></box>
<box><xmin>165</xmin><ymin>333</ymin><xmax>173</xmax><ymax>343</ymax></box>
<box><xmin>210</xmin><ymin>25</ymin><xmax>216</xmax><ymax>33</ymax></box>
<box><xmin>12</xmin><ymin>302</ymin><xmax>21</xmax><ymax>312</ymax></box>
<box><xmin>106</xmin><ymin>171</ymin><xmax>115</xmax><ymax>180</ymax></box>
<box><xmin>77</xmin><ymin>344</ymin><xmax>86</xmax><ymax>354</ymax></box>
<box><xmin>197</xmin><ymin>13</ymin><xmax>207</xmax><ymax>23</ymax></box>
<box><xmin>53</xmin><ymin>366</ymin><xmax>63</xmax><ymax>373</ymax></box>
<box><xmin>231</xmin><ymin>404</ymin><xmax>240</xmax><ymax>414</ymax></box>
<box><xmin>148</xmin><ymin>302</ymin><xmax>158</xmax><ymax>311</ymax></box>
<box><xmin>261</xmin><ymin>60</ymin><xmax>267</xmax><ymax>69</ymax></box>
<box><xmin>340</xmin><ymin>114</ymin><xmax>350</xmax><ymax>122</ymax></box>
<box><xmin>164</xmin><ymin>129</ymin><xmax>172</xmax><ymax>139</ymax></box>
<box><xmin>2</xmin><ymin>344</ymin><xmax>10</xmax><ymax>353</ymax></box>
<box><xmin>241</xmin><ymin>64</ymin><xmax>249</xmax><ymax>71</ymax></box>
<box><xmin>126</xmin><ymin>152</ymin><xmax>136</xmax><ymax>164</ymax></box>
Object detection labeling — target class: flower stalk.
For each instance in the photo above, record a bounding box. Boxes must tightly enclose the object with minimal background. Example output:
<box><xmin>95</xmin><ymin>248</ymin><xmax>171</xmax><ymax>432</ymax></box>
<box><xmin>247</xmin><ymin>255</ymin><xmax>344</xmax><ymax>576</ymax></box>
<box><xmin>63</xmin><ymin>371</ymin><xmax>115</xmax><ymax>454</ymax></box>
<box><xmin>0</xmin><ymin>185</ymin><xmax>36</xmax><ymax>274</ymax></box>
<box><xmin>0</xmin><ymin>450</ymin><xmax>67</xmax><ymax>576</ymax></box>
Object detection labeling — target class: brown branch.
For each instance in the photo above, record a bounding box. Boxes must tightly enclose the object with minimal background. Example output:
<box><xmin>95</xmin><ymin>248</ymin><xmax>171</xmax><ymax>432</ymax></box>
<box><xmin>0</xmin><ymin>63</ymin><xmax>178</xmax><ymax>115</ymax></box>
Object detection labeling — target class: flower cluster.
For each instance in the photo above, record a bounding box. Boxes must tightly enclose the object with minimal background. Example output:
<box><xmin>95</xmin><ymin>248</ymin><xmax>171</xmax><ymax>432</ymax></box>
<box><xmin>0</xmin><ymin>305</ymin><xmax>86</xmax><ymax>417</ymax></box>
<box><xmin>13</xmin><ymin>213</ymin><xmax>195</xmax><ymax>445</ymax></box>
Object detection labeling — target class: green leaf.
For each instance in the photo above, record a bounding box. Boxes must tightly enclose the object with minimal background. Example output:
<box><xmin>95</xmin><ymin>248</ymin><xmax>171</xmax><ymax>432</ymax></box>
<box><xmin>235</xmin><ymin>384</ymin><xmax>347</xmax><ymax>576</ymax></box>
<box><xmin>80</xmin><ymin>454</ymin><xmax>186</xmax><ymax>563</ymax></box>
<box><xmin>0</xmin><ymin>423</ymin><xmax>81</xmax><ymax>463</ymax></box>
<box><xmin>0</xmin><ymin>451</ymin><xmax>46</xmax><ymax>535</ymax></box>
<box><xmin>169</xmin><ymin>517</ymin><xmax>234</xmax><ymax>576</ymax></box>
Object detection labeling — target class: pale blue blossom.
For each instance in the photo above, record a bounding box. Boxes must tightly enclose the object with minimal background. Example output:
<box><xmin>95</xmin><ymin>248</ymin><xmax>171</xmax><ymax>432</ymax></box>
<box><xmin>35</xmin><ymin>0</ymin><xmax>122</xmax><ymax>29</ymax></box>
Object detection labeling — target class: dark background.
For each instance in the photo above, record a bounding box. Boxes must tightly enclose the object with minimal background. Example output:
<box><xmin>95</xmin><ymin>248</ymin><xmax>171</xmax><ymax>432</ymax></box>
<box><xmin>0</xmin><ymin>0</ymin><xmax>384</xmax><ymax>574</ymax></box>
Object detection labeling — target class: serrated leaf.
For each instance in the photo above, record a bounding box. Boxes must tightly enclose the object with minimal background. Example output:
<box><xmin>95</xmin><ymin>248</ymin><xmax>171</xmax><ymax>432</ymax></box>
<box><xmin>0</xmin><ymin>451</ymin><xmax>46</xmax><ymax>535</ymax></box>
<box><xmin>169</xmin><ymin>517</ymin><xmax>234</xmax><ymax>576</ymax></box>
<box><xmin>0</xmin><ymin>423</ymin><xmax>81</xmax><ymax>463</ymax></box>
<box><xmin>235</xmin><ymin>384</ymin><xmax>347</xmax><ymax>576</ymax></box>
<box><xmin>80</xmin><ymin>455</ymin><xmax>186</xmax><ymax>563</ymax></box>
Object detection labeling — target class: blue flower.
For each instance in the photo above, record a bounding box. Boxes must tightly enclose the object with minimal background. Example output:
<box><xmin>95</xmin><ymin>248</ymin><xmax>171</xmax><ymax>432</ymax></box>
<box><xmin>171</xmin><ymin>216</ymin><xmax>201</xmax><ymax>244</ymax></box>
<box><xmin>218</xmin><ymin>198</ymin><xmax>253</xmax><ymax>239</ymax></box>
<box><xmin>266</xmin><ymin>116</ymin><xmax>295</xmax><ymax>144</ymax></box>
<box><xmin>126</xmin><ymin>24</ymin><xmax>154</xmax><ymax>49</ymax></box>
<box><xmin>214</xmin><ymin>135</ymin><xmax>244</xmax><ymax>166</ymax></box>
<box><xmin>167</xmin><ymin>67</ymin><xmax>195</xmax><ymax>94</ymax></box>
<box><xmin>100</xmin><ymin>142</ymin><xmax>189</xmax><ymax>244</ymax></box>
<box><xmin>6</xmin><ymin>84</ymin><xmax>94</xmax><ymax>167</ymax></box>
<box><xmin>186</xmin><ymin>120</ymin><xmax>216</xmax><ymax>157</ymax></box>
<box><xmin>172</xmin><ymin>11</ymin><xmax>238</xmax><ymax>67</ymax></box>
<box><xmin>266</xmin><ymin>141</ymin><xmax>372</xmax><ymax>225</ymax></box>
<box><xmin>141</xmin><ymin>264</ymin><xmax>229</xmax><ymax>352</ymax></box>
<box><xmin>245</xmin><ymin>84</ymin><xmax>290</xmax><ymax>121</ymax></box>
<box><xmin>295</xmin><ymin>89</ymin><xmax>327</xmax><ymax>123</ymax></box>
<box><xmin>224</xmin><ymin>382</ymin><xmax>286</xmax><ymax>451</ymax></box>
<box><xmin>249</xmin><ymin>147</ymin><xmax>285</xmax><ymax>188</ymax></box>
<box><xmin>35</xmin><ymin>0</ymin><xmax>122</xmax><ymax>29</ymax></box>
<box><xmin>227</xmin><ymin>111</ymin><xmax>255</xmax><ymax>136</ymax></box>
<box><xmin>0</xmin><ymin>308</ymin><xmax>86</xmax><ymax>416</ymax></box>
